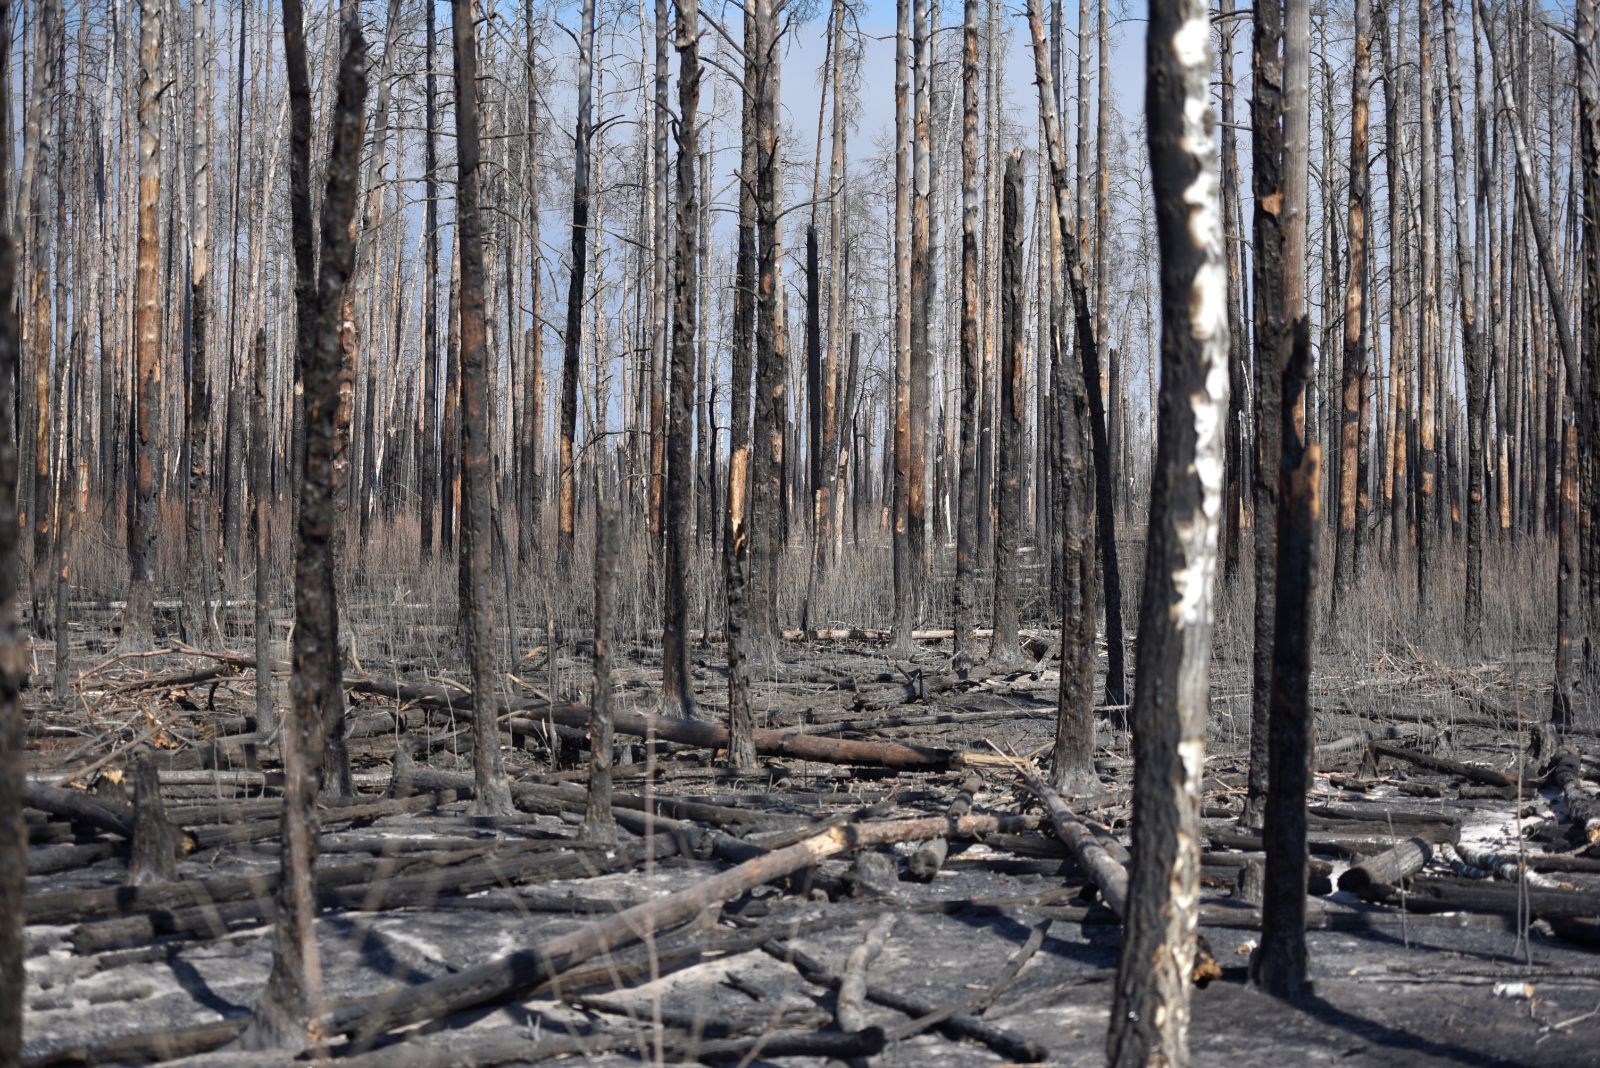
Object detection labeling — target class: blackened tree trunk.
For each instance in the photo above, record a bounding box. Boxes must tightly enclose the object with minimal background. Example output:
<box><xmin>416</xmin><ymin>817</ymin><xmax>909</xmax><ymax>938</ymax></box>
<box><xmin>889</xmin><ymin>0</ymin><xmax>915</xmax><ymax>657</ymax></box>
<box><xmin>584</xmin><ymin>500</ymin><xmax>617</xmax><ymax>842</ymax></box>
<box><xmin>0</xmin><ymin>13</ymin><xmax>26</xmax><ymax>1048</ymax></box>
<box><xmin>126</xmin><ymin>0</ymin><xmax>163</xmax><ymax>651</ymax></box>
<box><xmin>1416</xmin><ymin>0</ymin><xmax>1439</xmax><ymax>603</ymax></box>
<box><xmin>252</xmin><ymin>328</ymin><xmax>273</xmax><ymax>735</ymax></box>
<box><xmin>990</xmin><ymin>152</ymin><xmax>1025</xmax><ymax>668</ymax></box>
<box><xmin>420</xmin><ymin>0</ymin><xmax>439</xmax><ymax>561</ymax></box>
<box><xmin>184</xmin><ymin>0</ymin><xmax>213</xmax><ymax>644</ymax></box>
<box><xmin>1107</xmin><ymin>0</ymin><xmax>1229</xmax><ymax>1056</ymax></box>
<box><xmin>1242</xmin><ymin>0</ymin><xmax>1287</xmax><ymax>832</ymax></box>
<box><xmin>954</xmin><ymin>0</ymin><xmax>981</xmax><ymax>666</ymax></box>
<box><xmin>519</xmin><ymin>0</ymin><xmax>544</xmax><ymax>565</ymax></box>
<box><xmin>1025</xmin><ymin>0</ymin><xmax>1100</xmax><ymax>797</ymax></box>
<box><xmin>452</xmin><ymin>0</ymin><xmax>514</xmax><ymax>815</ymax></box>
<box><xmin>558</xmin><ymin>0</ymin><xmax>596</xmax><ymax>566</ymax></box>
<box><xmin>241</xmin><ymin>5</ymin><xmax>367</xmax><ymax>1049</ymax></box>
<box><xmin>661</xmin><ymin>0</ymin><xmax>699</xmax><ymax>717</ymax></box>
<box><xmin>1219</xmin><ymin>0</ymin><xmax>1249</xmax><ymax>588</ymax></box>
<box><xmin>1442</xmin><ymin>0</ymin><xmax>1485</xmax><ymax>643</ymax></box>
<box><xmin>1334</xmin><ymin>0</ymin><xmax>1371</xmax><ymax>616</ymax></box>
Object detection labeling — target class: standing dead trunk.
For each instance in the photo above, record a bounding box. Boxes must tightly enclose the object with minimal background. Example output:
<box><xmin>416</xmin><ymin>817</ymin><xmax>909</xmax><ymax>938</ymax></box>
<box><xmin>1416</xmin><ymin>0</ymin><xmax>1439</xmax><ymax>603</ymax></box>
<box><xmin>125</xmin><ymin>0</ymin><xmax>163</xmax><ymax>651</ymax></box>
<box><xmin>241</xmin><ymin>4</ymin><xmax>367</xmax><ymax>1049</ymax></box>
<box><xmin>558</xmin><ymin>0</ymin><xmax>596</xmax><ymax>567</ymax></box>
<box><xmin>0</xmin><ymin>8</ymin><xmax>26</xmax><ymax>1048</ymax></box>
<box><xmin>1219</xmin><ymin>0</ymin><xmax>1249</xmax><ymax>587</ymax></box>
<box><xmin>252</xmin><ymin>328</ymin><xmax>272</xmax><ymax>735</ymax></box>
<box><xmin>889</xmin><ymin>0</ymin><xmax>915</xmax><ymax>657</ymax></box>
<box><xmin>584</xmin><ymin>500</ymin><xmax>617</xmax><ymax>842</ymax></box>
<box><xmin>183</xmin><ymin>0</ymin><xmax>213</xmax><ymax>645</ymax></box>
<box><xmin>1026</xmin><ymin>0</ymin><xmax>1099</xmax><ymax>797</ymax></box>
<box><xmin>953</xmin><ymin>0</ymin><xmax>981</xmax><ymax>666</ymax></box>
<box><xmin>1334</xmin><ymin>0</ymin><xmax>1371</xmax><ymax>615</ymax></box>
<box><xmin>1107</xmin><ymin>0</ymin><xmax>1228</xmax><ymax>1056</ymax></box>
<box><xmin>1242</xmin><ymin>0</ymin><xmax>1287</xmax><ymax>832</ymax></box>
<box><xmin>420</xmin><ymin>0</ymin><xmax>439</xmax><ymax>561</ymax></box>
<box><xmin>452</xmin><ymin>0</ymin><xmax>514</xmax><ymax>815</ymax></box>
<box><xmin>661</xmin><ymin>0</ymin><xmax>699</xmax><ymax>717</ymax></box>
<box><xmin>990</xmin><ymin>153</ymin><xmax>1025</xmax><ymax>668</ymax></box>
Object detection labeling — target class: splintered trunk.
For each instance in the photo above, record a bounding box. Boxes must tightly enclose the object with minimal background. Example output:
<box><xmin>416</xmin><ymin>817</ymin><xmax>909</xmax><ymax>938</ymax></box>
<box><xmin>1334</xmin><ymin>0</ymin><xmax>1371</xmax><ymax>615</ymax></box>
<box><xmin>1242</xmin><ymin>0</ymin><xmax>1287</xmax><ymax>832</ymax></box>
<box><xmin>953</xmin><ymin>0</ymin><xmax>980</xmax><ymax>665</ymax></box>
<box><xmin>1026</xmin><ymin>0</ymin><xmax>1098</xmax><ymax>797</ymax></box>
<box><xmin>725</xmin><ymin>1</ymin><xmax>758</xmax><ymax>767</ymax></box>
<box><xmin>241</xmin><ymin>5</ymin><xmax>367</xmax><ymax>1050</ymax></box>
<box><xmin>453</xmin><ymin>0</ymin><xmax>513</xmax><ymax>815</ymax></box>
<box><xmin>558</xmin><ymin>0</ymin><xmax>596</xmax><ymax>567</ymax></box>
<box><xmin>661</xmin><ymin>0</ymin><xmax>699</xmax><ymax>717</ymax></box>
<box><xmin>989</xmin><ymin>153</ymin><xmax>1025</xmax><ymax>667</ymax></box>
<box><xmin>126</xmin><ymin>0</ymin><xmax>163</xmax><ymax>651</ymax></box>
<box><xmin>1107</xmin><ymin>0</ymin><xmax>1228</xmax><ymax>1056</ymax></box>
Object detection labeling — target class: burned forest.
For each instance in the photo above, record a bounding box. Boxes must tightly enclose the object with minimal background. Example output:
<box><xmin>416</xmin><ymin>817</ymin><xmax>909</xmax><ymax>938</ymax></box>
<box><xmin>7</xmin><ymin>0</ymin><xmax>1600</xmax><ymax>1064</ymax></box>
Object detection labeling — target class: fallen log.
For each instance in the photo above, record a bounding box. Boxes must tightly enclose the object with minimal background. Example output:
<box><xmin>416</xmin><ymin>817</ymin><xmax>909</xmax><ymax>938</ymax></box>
<box><xmin>1363</xmin><ymin>875</ymin><xmax>1600</xmax><ymax>919</ymax></box>
<box><xmin>317</xmin><ymin>813</ymin><xmax>1040</xmax><ymax>1049</ymax></box>
<box><xmin>766</xmin><ymin>938</ymin><xmax>1046</xmax><ymax>1062</ymax></box>
<box><xmin>1336</xmin><ymin>837</ymin><xmax>1434</xmax><ymax>896</ymax></box>
<box><xmin>835</xmin><ymin>913</ymin><xmax>898</xmax><ymax>1033</ymax></box>
<box><xmin>1369</xmin><ymin>741</ymin><xmax>1515</xmax><ymax>789</ymax></box>
<box><xmin>1546</xmin><ymin>749</ymin><xmax>1600</xmax><ymax>844</ymax></box>
<box><xmin>909</xmin><ymin>773</ymin><xmax>980</xmax><ymax>881</ymax></box>
<box><xmin>1017</xmin><ymin>768</ymin><xmax>1127</xmax><ymax>915</ymax></box>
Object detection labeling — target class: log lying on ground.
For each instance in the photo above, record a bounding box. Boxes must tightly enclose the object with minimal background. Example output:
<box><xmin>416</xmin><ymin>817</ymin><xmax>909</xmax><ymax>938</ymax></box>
<box><xmin>767</xmin><ymin>937</ymin><xmax>1046</xmax><ymax>1062</ymax></box>
<box><xmin>1336</xmin><ymin>837</ymin><xmax>1434</xmax><ymax>896</ymax></box>
<box><xmin>1369</xmin><ymin>741</ymin><xmax>1514</xmax><ymax>788</ymax></box>
<box><xmin>909</xmin><ymin>773</ymin><xmax>980</xmax><ymax>881</ymax></box>
<box><xmin>316</xmin><ymin>813</ymin><xmax>1040</xmax><ymax>1049</ymax></box>
<box><xmin>1363</xmin><ymin>876</ymin><xmax>1600</xmax><ymax>919</ymax></box>
<box><xmin>1017</xmin><ymin>768</ymin><xmax>1128</xmax><ymax>915</ymax></box>
<box><xmin>176</xmin><ymin>646</ymin><xmax>958</xmax><ymax>770</ymax></box>
<box><xmin>1546</xmin><ymin>749</ymin><xmax>1600</xmax><ymax>844</ymax></box>
<box><xmin>835</xmin><ymin>913</ymin><xmax>897</xmax><ymax>1032</ymax></box>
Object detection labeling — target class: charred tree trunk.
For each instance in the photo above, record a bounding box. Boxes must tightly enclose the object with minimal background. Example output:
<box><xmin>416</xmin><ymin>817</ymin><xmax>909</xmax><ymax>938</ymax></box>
<box><xmin>252</xmin><ymin>328</ymin><xmax>272</xmax><ymax>736</ymax></box>
<box><xmin>584</xmin><ymin>500</ymin><xmax>617</xmax><ymax>842</ymax></box>
<box><xmin>558</xmin><ymin>0</ymin><xmax>596</xmax><ymax>567</ymax></box>
<box><xmin>1026</xmin><ymin>0</ymin><xmax>1099</xmax><ymax>798</ymax></box>
<box><xmin>453</xmin><ymin>0</ymin><xmax>513</xmax><ymax>815</ymax></box>
<box><xmin>125</xmin><ymin>0</ymin><xmax>163</xmax><ymax>651</ymax></box>
<box><xmin>1220</xmin><ymin>0</ymin><xmax>1249</xmax><ymax>588</ymax></box>
<box><xmin>1334</xmin><ymin>0</ymin><xmax>1371</xmax><ymax>615</ymax></box>
<box><xmin>1107</xmin><ymin>0</ymin><xmax>1228</xmax><ymax>1056</ymax></box>
<box><xmin>1242</xmin><ymin>0</ymin><xmax>1287</xmax><ymax>832</ymax></box>
<box><xmin>889</xmin><ymin>0</ymin><xmax>915</xmax><ymax>657</ymax></box>
<box><xmin>990</xmin><ymin>153</ymin><xmax>1025</xmax><ymax>668</ymax></box>
<box><xmin>661</xmin><ymin>0</ymin><xmax>699</xmax><ymax>717</ymax></box>
<box><xmin>0</xmin><ymin>11</ymin><xmax>26</xmax><ymax>1050</ymax></box>
<box><xmin>241</xmin><ymin>5</ymin><xmax>367</xmax><ymax>1049</ymax></box>
<box><xmin>420</xmin><ymin>0</ymin><xmax>439</xmax><ymax>561</ymax></box>
<box><xmin>183</xmin><ymin>0</ymin><xmax>213</xmax><ymax>644</ymax></box>
<box><xmin>954</xmin><ymin>0</ymin><xmax>981</xmax><ymax>666</ymax></box>
<box><xmin>1417</xmin><ymin>0</ymin><xmax>1439</xmax><ymax>603</ymax></box>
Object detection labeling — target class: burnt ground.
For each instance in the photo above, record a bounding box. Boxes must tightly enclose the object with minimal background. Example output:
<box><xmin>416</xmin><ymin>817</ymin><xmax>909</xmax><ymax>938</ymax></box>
<box><xmin>17</xmin><ymin>613</ymin><xmax>1600</xmax><ymax>1067</ymax></box>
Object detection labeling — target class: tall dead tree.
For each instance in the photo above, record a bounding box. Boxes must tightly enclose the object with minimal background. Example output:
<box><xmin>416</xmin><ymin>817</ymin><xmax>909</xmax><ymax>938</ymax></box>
<box><xmin>420</xmin><ymin>0</ymin><xmax>440</xmax><ymax>560</ymax></box>
<box><xmin>1416</xmin><ymin>0</ymin><xmax>1439</xmax><ymax>602</ymax></box>
<box><xmin>990</xmin><ymin>151</ymin><xmax>1025</xmax><ymax>668</ymax></box>
<box><xmin>890</xmin><ymin>0</ymin><xmax>915</xmax><ymax>656</ymax></box>
<box><xmin>242</xmin><ymin>4</ymin><xmax>368</xmax><ymax>1048</ymax></box>
<box><xmin>454</xmin><ymin>0</ymin><xmax>514</xmax><ymax>814</ymax></box>
<box><xmin>0</xmin><ymin>0</ymin><xmax>26</xmax><ymax>1048</ymax></box>
<box><xmin>183</xmin><ymin>0</ymin><xmax>214</xmax><ymax>645</ymax></box>
<box><xmin>954</xmin><ymin>0</ymin><xmax>981</xmax><ymax>665</ymax></box>
<box><xmin>661</xmin><ymin>0</ymin><xmax>700</xmax><ymax>717</ymax></box>
<box><xmin>558</xmin><ymin>0</ymin><xmax>597</xmax><ymax>566</ymax></box>
<box><xmin>518</xmin><ymin>0</ymin><xmax>544</xmax><ymax>565</ymax></box>
<box><xmin>1243</xmin><ymin>0</ymin><xmax>1287</xmax><ymax>831</ymax></box>
<box><xmin>252</xmin><ymin>329</ymin><xmax>272</xmax><ymax>735</ymax></box>
<box><xmin>1106</xmin><ymin>0</ymin><xmax>1229</xmax><ymax>1056</ymax></box>
<box><xmin>1442</xmin><ymin>0</ymin><xmax>1485</xmax><ymax>641</ymax></box>
<box><xmin>126</xmin><ymin>0</ymin><xmax>164</xmax><ymax>651</ymax></box>
<box><xmin>1027</xmin><ymin>0</ymin><xmax>1099</xmax><ymax>797</ymax></box>
<box><xmin>1334</xmin><ymin>0</ymin><xmax>1371</xmax><ymax>613</ymax></box>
